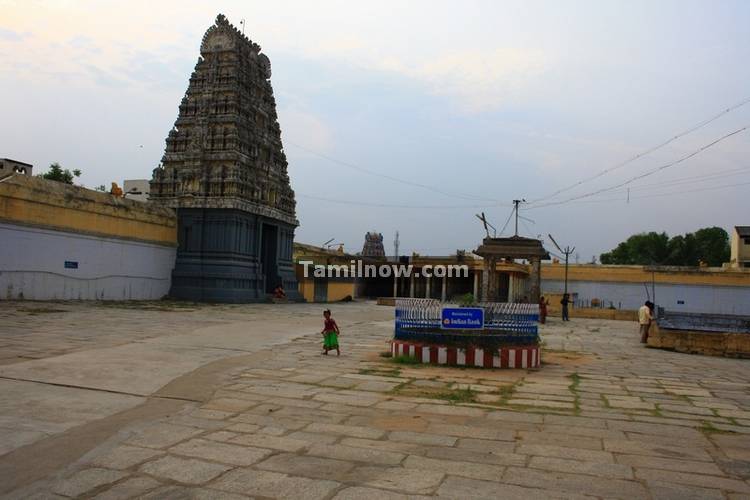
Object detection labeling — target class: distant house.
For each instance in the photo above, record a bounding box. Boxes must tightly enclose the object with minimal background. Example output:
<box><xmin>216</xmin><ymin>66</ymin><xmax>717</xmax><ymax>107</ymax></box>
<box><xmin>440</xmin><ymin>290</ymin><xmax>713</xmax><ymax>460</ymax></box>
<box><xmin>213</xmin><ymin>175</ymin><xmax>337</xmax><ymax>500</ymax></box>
<box><xmin>0</xmin><ymin>158</ymin><xmax>33</xmax><ymax>179</ymax></box>
<box><xmin>729</xmin><ymin>226</ymin><xmax>750</xmax><ymax>269</ymax></box>
<box><xmin>123</xmin><ymin>179</ymin><xmax>150</xmax><ymax>202</ymax></box>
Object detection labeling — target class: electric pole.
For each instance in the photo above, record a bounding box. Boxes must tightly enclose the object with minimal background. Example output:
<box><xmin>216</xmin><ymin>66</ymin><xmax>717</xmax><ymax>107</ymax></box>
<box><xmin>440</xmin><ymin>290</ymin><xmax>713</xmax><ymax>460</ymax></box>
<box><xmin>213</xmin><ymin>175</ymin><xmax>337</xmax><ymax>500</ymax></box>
<box><xmin>548</xmin><ymin>234</ymin><xmax>575</xmax><ymax>295</ymax></box>
<box><xmin>393</xmin><ymin>231</ymin><xmax>400</xmax><ymax>262</ymax></box>
<box><xmin>512</xmin><ymin>199</ymin><xmax>526</xmax><ymax>236</ymax></box>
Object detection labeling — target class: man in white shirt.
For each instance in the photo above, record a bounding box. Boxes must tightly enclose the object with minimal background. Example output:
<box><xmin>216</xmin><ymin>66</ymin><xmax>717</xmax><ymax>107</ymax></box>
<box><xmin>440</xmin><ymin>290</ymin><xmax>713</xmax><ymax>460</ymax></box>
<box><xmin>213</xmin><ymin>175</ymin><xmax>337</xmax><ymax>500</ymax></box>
<box><xmin>639</xmin><ymin>301</ymin><xmax>654</xmax><ymax>344</ymax></box>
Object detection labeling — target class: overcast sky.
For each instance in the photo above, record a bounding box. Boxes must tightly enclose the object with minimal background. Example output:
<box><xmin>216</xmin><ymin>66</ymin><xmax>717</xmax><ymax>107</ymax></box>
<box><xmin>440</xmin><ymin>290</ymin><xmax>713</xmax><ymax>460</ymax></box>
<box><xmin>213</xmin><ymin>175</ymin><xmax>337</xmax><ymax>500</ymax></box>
<box><xmin>2</xmin><ymin>0</ymin><xmax>749</xmax><ymax>260</ymax></box>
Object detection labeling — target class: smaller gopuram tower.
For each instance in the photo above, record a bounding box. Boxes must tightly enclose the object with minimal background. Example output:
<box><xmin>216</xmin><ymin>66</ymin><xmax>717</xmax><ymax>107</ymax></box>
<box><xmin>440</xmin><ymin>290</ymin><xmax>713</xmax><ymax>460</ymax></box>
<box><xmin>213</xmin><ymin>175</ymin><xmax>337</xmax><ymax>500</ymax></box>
<box><xmin>361</xmin><ymin>232</ymin><xmax>386</xmax><ymax>259</ymax></box>
<box><xmin>150</xmin><ymin>14</ymin><xmax>299</xmax><ymax>302</ymax></box>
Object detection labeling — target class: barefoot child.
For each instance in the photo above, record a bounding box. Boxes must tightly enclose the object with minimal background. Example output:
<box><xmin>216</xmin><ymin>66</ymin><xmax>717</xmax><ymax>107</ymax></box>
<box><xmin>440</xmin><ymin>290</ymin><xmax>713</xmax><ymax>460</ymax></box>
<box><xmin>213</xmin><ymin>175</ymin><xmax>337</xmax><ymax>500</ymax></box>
<box><xmin>321</xmin><ymin>309</ymin><xmax>340</xmax><ymax>356</ymax></box>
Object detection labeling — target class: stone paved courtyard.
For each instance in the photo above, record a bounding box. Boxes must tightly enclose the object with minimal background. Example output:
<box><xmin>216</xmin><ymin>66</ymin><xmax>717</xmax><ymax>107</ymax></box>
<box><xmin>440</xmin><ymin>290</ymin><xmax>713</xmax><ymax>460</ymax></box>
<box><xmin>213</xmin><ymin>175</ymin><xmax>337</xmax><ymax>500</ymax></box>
<box><xmin>1</xmin><ymin>301</ymin><xmax>749</xmax><ymax>499</ymax></box>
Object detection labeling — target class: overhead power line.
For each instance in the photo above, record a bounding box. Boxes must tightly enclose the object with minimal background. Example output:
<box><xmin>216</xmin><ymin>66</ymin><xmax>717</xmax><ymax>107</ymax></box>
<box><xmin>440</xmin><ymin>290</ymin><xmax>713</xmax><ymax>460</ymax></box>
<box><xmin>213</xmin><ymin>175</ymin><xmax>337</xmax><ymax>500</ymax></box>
<box><xmin>527</xmin><ymin>125</ymin><xmax>748</xmax><ymax>210</ymax></box>
<box><xmin>529</xmin><ymin>95</ymin><xmax>750</xmax><ymax>204</ymax></box>
<box><xmin>286</xmin><ymin>140</ymin><xmax>502</xmax><ymax>203</ymax></box>
<box><xmin>297</xmin><ymin>193</ymin><xmax>502</xmax><ymax>209</ymax></box>
<box><xmin>525</xmin><ymin>178</ymin><xmax>750</xmax><ymax>209</ymax></box>
<box><xmin>600</xmin><ymin>165</ymin><xmax>750</xmax><ymax>195</ymax></box>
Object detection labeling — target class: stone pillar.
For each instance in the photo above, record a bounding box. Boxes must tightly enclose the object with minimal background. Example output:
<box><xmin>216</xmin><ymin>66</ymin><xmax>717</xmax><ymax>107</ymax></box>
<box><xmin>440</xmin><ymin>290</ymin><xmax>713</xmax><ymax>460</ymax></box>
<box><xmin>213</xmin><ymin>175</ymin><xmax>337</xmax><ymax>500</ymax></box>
<box><xmin>472</xmin><ymin>271</ymin><xmax>479</xmax><ymax>299</ymax></box>
<box><xmin>393</xmin><ymin>276</ymin><xmax>398</xmax><ymax>298</ymax></box>
<box><xmin>529</xmin><ymin>257</ymin><xmax>541</xmax><ymax>303</ymax></box>
<box><xmin>441</xmin><ymin>276</ymin><xmax>447</xmax><ymax>302</ymax></box>
<box><xmin>482</xmin><ymin>256</ymin><xmax>498</xmax><ymax>302</ymax></box>
<box><xmin>508</xmin><ymin>274</ymin><xmax>515</xmax><ymax>302</ymax></box>
<box><xmin>425</xmin><ymin>276</ymin><xmax>431</xmax><ymax>299</ymax></box>
<box><xmin>409</xmin><ymin>274</ymin><xmax>415</xmax><ymax>298</ymax></box>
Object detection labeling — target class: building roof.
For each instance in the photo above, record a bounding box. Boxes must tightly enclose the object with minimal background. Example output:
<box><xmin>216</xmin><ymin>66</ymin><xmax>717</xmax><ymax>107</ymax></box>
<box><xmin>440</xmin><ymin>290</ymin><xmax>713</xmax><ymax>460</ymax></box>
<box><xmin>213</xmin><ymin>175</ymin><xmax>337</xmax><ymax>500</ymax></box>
<box><xmin>474</xmin><ymin>236</ymin><xmax>550</xmax><ymax>259</ymax></box>
<box><xmin>735</xmin><ymin>226</ymin><xmax>750</xmax><ymax>237</ymax></box>
<box><xmin>1</xmin><ymin>158</ymin><xmax>33</xmax><ymax>167</ymax></box>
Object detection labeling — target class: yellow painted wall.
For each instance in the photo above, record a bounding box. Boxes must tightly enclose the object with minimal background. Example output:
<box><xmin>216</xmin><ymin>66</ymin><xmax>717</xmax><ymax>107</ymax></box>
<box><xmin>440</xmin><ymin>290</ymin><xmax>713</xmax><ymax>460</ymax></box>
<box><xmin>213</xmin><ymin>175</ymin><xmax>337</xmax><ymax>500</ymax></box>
<box><xmin>295</xmin><ymin>275</ymin><xmax>356</xmax><ymax>303</ymax></box>
<box><xmin>730</xmin><ymin>229</ymin><xmax>750</xmax><ymax>267</ymax></box>
<box><xmin>542</xmin><ymin>263</ymin><xmax>750</xmax><ymax>287</ymax></box>
<box><xmin>327</xmin><ymin>281</ymin><xmax>356</xmax><ymax>301</ymax></box>
<box><xmin>298</xmin><ymin>278</ymin><xmax>315</xmax><ymax>302</ymax></box>
<box><xmin>0</xmin><ymin>175</ymin><xmax>176</xmax><ymax>246</ymax></box>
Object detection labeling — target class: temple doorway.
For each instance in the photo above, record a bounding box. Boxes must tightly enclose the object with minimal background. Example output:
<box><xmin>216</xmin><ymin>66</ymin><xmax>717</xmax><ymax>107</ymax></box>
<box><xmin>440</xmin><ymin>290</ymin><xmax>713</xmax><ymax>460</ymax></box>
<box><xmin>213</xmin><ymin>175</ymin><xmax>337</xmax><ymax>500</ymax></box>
<box><xmin>261</xmin><ymin>223</ymin><xmax>278</xmax><ymax>293</ymax></box>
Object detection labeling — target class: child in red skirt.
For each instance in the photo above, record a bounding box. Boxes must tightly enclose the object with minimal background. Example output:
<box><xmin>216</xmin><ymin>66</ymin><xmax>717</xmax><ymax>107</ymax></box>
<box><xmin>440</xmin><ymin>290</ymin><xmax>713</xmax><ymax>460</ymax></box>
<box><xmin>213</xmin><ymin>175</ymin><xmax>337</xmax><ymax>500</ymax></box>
<box><xmin>321</xmin><ymin>309</ymin><xmax>340</xmax><ymax>356</ymax></box>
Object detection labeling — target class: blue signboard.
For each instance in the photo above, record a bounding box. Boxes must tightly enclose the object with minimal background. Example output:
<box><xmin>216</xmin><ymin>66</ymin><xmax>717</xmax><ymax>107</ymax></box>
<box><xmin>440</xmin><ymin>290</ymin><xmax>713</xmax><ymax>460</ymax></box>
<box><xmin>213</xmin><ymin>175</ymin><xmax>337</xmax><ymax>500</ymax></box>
<box><xmin>441</xmin><ymin>307</ymin><xmax>484</xmax><ymax>329</ymax></box>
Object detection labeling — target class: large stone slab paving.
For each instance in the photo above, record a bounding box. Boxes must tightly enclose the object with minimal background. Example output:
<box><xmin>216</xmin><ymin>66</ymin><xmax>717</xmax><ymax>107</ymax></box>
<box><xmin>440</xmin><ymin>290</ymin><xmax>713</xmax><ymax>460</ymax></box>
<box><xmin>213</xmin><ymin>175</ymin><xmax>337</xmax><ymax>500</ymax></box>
<box><xmin>307</xmin><ymin>443</ymin><xmax>406</xmax><ymax>465</ymax></box>
<box><xmin>92</xmin><ymin>476</ymin><xmax>162</xmax><ymax>500</ymax></box>
<box><xmin>528</xmin><ymin>456</ymin><xmax>633</xmax><ymax>479</ymax></box>
<box><xmin>503</xmin><ymin>466</ymin><xmax>649</xmax><ymax>499</ymax></box>
<box><xmin>169</xmin><ymin>438</ymin><xmax>272</xmax><ymax>466</ymax></box>
<box><xmin>84</xmin><ymin>444</ymin><xmax>163</xmax><ymax>470</ymax></box>
<box><xmin>124</xmin><ymin>423</ymin><xmax>204</xmax><ymax>449</ymax></box>
<box><xmin>0</xmin><ymin>379</ymin><xmax>143</xmax><ymax>453</ymax></box>
<box><xmin>436</xmin><ymin>476</ymin><xmax>596</xmax><ymax>500</ymax></box>
<box><xmin>210</xmin><ymin>468</ymin><xmax>340</xmax><ymax>499</ymax></box>
<box><xmin>4</xmin><ymin>303</ymin><xmax>750</xmax><ymax>499</ymax></box>
<box><xmin>332</xmin><ymin>486</ymin><xmax>432</xmax><ymax>500</ymax></box>
<box><xmin>255</xmin><ymin>452</ymin><xmax>356</xmax><ymax>480</ymax></box>
<box><xmin>403</xmin><ymin>455</ymin><xmax>505</xmax><ymax>482</ymax></box>
<box><xmin>138</xmin><ymin>455</ymin><xmax>232</xmax><ymax>485</ymax></box>
<box><xmin>51</xmin><ymin>468</ymin><xmax>128</xmax><ymax>498</ymax></box>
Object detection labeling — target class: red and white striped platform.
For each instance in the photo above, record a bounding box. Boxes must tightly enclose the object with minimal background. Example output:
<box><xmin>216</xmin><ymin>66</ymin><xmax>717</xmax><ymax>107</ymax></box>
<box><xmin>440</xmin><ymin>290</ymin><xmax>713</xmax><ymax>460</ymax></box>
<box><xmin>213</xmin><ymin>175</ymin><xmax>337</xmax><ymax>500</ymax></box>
<box><xmin>391</xmin><ymin>340</ymin><xmax>540</xmax><ymax>369</ymax></box>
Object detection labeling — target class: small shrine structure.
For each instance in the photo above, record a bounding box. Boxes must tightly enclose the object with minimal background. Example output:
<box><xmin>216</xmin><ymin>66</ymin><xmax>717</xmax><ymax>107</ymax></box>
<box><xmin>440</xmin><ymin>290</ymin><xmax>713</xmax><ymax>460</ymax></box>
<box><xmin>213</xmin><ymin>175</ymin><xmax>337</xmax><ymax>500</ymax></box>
<box><xmin>474</xmin><ymin>236</ymin><xmax>550</xmax><ymax>303</ymax></box>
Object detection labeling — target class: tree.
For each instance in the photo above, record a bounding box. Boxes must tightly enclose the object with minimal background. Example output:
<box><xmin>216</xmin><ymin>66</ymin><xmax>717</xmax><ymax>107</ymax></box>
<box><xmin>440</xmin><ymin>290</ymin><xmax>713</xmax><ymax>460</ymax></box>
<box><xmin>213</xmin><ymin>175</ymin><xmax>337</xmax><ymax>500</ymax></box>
<box><xmin>600</xmin><ymin>227</ymin><xmax>730</xmax><ymax>266</ymax></box>
<box><xmin>600</xmin><ymin>232</ymin><xmax>669</xmax><ymax>265</ymax></box>
<box><xmin>39</xmin><ymin>163</ymin><xmax>81</xmax><ymax>184</ymax></box>
<box><xmin>693</xmin><ymin>226</ymin><xmax>730</xmax><ymax>266</ymax></box>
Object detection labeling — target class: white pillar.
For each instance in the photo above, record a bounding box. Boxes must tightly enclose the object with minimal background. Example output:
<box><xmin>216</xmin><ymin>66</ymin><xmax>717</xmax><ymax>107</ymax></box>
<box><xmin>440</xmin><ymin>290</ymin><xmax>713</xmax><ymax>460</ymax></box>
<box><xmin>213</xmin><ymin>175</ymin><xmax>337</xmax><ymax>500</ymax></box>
<box><xmin>425</xmin><ymin>276</ymin><xmax>431</xmax><ymax>298</ymax></box>
<box><xmin>409</xmin><ymin>274</ymin><xmax>415</xmax><ymax>298</ymax></box>
<box><xmin>473</xmin><ymin>271</ymin><xmax>479</xmax><ymax>299</ymax></box>
<box><xmin>508</xmin><ymin>274</ymin><xmax>515</xmax><ymax>302</ymax></box>
<box><xmin>441</xmin><ymin>276</ymin><xmax>447</xmax><ymax>301</ymax></box>
<box><xmin>393</xmin><ymin>276</ymin><xmax>398</xmax><ymax>298</ymax></box>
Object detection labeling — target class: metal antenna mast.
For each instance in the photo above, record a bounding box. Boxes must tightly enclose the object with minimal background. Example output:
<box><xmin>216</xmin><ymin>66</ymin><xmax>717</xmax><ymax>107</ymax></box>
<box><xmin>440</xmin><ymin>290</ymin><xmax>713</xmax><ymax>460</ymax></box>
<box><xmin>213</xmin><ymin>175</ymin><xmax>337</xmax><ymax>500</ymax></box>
<box><xmin>393</xmin><ymin>231</ymin><xmax>400</xmax><ymax>261</ymax></box>
<box><xmin>475</xmin><ymin>212</ymin><xmax>497</xmax><ymax>238</ymax></box>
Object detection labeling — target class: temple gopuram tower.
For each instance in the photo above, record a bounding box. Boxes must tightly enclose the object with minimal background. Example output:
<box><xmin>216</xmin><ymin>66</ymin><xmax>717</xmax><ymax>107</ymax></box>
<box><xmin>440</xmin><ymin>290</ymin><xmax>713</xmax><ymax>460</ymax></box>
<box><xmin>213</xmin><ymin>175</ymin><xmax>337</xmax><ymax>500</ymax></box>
<box><xmin>361</xmin><ymin>232</ymin><xmax>386</xmax><ymax>259</ymax></box>
<box><xmin>150</xmin><ymin>14</ymin><xmax>299</xmax><ymax>302</ymax></box>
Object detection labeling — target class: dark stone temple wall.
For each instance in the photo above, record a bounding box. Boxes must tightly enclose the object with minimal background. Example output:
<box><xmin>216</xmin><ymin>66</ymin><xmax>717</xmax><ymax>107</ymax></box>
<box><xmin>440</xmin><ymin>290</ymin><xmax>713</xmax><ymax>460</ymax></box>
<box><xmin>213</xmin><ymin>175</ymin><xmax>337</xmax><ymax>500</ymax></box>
<box><xmin>171</xmin><ymin>209</ymin><xmax>297</xmax><ymax>302</ymax></box>
<box><xmin>149</xmin><ymin>14</ymin><xmax>301</xmax><ymax>302</ymax></box>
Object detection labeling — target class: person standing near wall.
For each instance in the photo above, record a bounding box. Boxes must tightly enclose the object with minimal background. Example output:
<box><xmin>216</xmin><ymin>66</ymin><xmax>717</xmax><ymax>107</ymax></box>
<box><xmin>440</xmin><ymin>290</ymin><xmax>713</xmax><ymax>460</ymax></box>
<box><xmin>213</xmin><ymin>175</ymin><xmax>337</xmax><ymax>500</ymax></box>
<box><xmin>560</xmin><ymin>293</ymin><xmax>571</xmax><ymax>321</ymax></box>
<box><xmin>639</xmin><ymin>301</ymin><xmax>654</xmax><ymax>344</ymax></box>
<box><xmin>539</xmin><ymin>296</ymin><xmax>549</xmax><ymax>324</ymax></box>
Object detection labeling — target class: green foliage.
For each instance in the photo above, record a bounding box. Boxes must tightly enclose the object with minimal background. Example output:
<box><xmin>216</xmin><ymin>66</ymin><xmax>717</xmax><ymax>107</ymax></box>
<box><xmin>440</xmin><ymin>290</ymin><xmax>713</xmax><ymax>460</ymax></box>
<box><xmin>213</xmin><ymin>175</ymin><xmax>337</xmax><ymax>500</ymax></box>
<box><xmin>391</xmin><ymin>355</ymin><xmax>422</xmax><ymax>365</ymax></box>
<box><xmin>457</xmin><ymin>293</ymin><xmax>476</xmax><ymax>306</ymax></box>
<box><xmin>600</xmin><ymin>227</ymin><xmax>729</xmax><ymax>267</ymax></box>
<box><xmin>38</xmin><ymin>163</ymin><xmax>81</xmax><ymax>184</ymax></box>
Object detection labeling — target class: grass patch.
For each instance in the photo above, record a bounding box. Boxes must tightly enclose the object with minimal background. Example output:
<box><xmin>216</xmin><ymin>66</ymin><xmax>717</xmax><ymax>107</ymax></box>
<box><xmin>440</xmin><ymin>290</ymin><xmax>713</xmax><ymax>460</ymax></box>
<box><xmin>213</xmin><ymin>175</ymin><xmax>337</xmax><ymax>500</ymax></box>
<box><xmin>568</xmin><ymin>372</ymin><xmax>582</xmax><ymax>415</ymax></box>
<box><xmin>19</xmin><ymin>307</ymin><xmax>68</xmax><ymax>315</ymax></box>
<box><xmin>700</xmin><ymin>421</ymin><xmax>736</xmax><ymax>435</ymax></box>
<box><xmin>97</xmin><ymin>300</ymin><xmax>200</xmax><ymax>311</ymax></box>
<box><xmin>650</xmin><ymin>404</ymin><xmax>664</xmax><ymax>418</ymax></box>
<box><xmin>431</xmin><ymin>387</ymin><xmax>478</xmax><ymax>404</ymax></box>
<box><xmin>358</xmin><ymin>367</ymin><xmax>402</xmax><ymax>377</ymax></box>
<box><xmin>388</xmin><ymin>379</ymin><xmax>477</xmax><ymax>404</ymax></box>
<box><xmin>391</xmin><ymin>355</ymin><xmax>422</xmax><ymax>365</ymax></box>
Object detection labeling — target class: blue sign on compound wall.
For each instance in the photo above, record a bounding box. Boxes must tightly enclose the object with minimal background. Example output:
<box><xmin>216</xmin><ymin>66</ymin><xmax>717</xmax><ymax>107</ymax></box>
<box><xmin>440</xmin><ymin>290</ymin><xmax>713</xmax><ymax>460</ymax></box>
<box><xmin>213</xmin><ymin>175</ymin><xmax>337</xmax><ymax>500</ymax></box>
<box><xmin>441</xmin><ymin>307</ymin><xmax>484</xmax><ymax>329</ymax></box>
